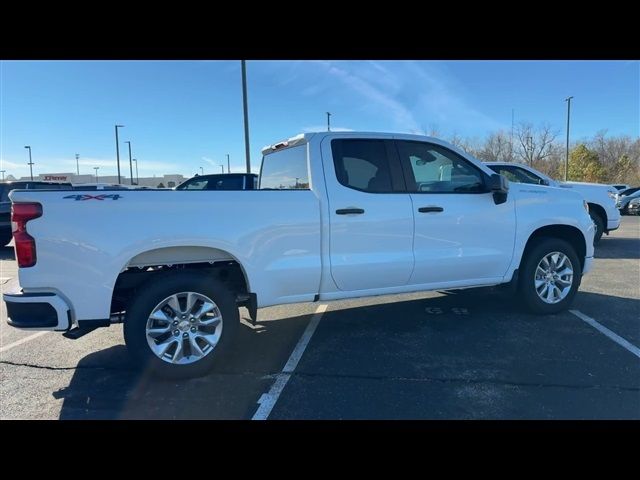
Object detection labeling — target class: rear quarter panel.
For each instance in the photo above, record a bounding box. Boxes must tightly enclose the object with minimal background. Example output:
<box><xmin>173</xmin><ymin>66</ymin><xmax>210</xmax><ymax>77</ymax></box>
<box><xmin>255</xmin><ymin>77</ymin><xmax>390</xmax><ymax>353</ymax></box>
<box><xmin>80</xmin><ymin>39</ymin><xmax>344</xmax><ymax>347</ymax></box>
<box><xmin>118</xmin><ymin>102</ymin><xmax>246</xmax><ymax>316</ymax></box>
<box><xmin>10</xmin><ymin>189</ymin><xmax>322</xmax><ymax>320</ymax></box>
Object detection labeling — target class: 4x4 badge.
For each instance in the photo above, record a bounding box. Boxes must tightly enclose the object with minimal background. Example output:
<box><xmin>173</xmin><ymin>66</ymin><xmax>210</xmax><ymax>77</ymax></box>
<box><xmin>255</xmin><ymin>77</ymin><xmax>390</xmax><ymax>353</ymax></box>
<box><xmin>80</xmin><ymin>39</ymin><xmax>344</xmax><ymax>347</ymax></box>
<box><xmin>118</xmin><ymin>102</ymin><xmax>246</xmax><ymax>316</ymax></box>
<box><xmin>63</xmin><ymin>194</ymin><xmax>122</xmax><ymax>201</ymax></box>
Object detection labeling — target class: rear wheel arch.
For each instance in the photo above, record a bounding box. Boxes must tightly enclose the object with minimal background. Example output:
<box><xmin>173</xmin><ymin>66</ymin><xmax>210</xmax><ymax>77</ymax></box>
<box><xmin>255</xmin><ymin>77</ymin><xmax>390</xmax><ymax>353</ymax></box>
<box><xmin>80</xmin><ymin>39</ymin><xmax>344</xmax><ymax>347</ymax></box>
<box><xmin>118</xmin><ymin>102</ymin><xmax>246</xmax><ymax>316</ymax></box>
<box><xmin>111</xmin><ymin>246</ymin><xmax>252</xmax><ymax>315</ymax></box>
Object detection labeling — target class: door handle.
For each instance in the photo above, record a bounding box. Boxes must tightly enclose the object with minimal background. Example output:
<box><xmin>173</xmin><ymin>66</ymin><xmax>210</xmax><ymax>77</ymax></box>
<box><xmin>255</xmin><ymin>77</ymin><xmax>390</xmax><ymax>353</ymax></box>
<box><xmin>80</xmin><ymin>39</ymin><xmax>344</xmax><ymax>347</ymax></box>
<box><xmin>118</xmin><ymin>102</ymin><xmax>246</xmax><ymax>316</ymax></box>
<box><xmin>418</xmin><ymin>206</ymin><xmax>444</xmax><ymax>213</ymax></box>
<box><xmin>336</xmin><ymin>208</ymin><xmax>365</xmax><ymax>215</ymax></box>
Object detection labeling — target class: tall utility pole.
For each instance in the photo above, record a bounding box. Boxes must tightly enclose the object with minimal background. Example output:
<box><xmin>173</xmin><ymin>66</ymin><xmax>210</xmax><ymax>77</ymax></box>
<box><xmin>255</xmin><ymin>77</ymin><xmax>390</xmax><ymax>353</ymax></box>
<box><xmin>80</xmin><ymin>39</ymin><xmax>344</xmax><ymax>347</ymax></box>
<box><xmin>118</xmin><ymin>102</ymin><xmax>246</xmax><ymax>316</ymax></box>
<box><xmin>124</xmin><ymin>140</ymin><xmax>134</xmax><ymax>185</ymax></box>
<box><xmin>565</xmin><ymin>96</ymin><xmax>574</xmax><ymax>182</ymax></box>
<box><xmin>220</xmin><ymin>165</ymin><xmax>224</xmax><ymax>173</ymax></box>
<box><xmin>94</xmin><ymin>166</ymin><xmax>100</xmax><ymax>182</ymax></box>
<box><xmin>241</xmin><ymin>60</ymin><xmax>251</xmax><ymax>174</ymax></box>
<box><xmin>133</xmin><ymin>159</ymin><xmax>139</xmax><ymax>185</ymax></box>
<box><xmin>114</xmin><ymin>125</ymin><xmax>124</xmax><ymax>184</ymax></box>
<box><xmin>326</xmin><ymin>112</ymin><xmax>331</xmax><ymax>131</ymax></box>
<box><xmin>24</xmin><ymin>146</ymin><xmax>34</xmax><ymax>180</ymax></box>
<box><xmin>226</xmin><ymin>154</ymin><xmax>230</xmax><ymax>174</ymax></box>
<box><xmin>510</xmin><ymin>109</ymin><xmax>514</xmax><ymax>162</ymax></box>
<box><xmin>75</xmin><ymin>154</ymin><xmax>80</xmax><ymax>175</ymax></box>
<box><xmin>0</xmin><ymin>170</ymin><xmax>5</xmax><ymax>181</ymax></box>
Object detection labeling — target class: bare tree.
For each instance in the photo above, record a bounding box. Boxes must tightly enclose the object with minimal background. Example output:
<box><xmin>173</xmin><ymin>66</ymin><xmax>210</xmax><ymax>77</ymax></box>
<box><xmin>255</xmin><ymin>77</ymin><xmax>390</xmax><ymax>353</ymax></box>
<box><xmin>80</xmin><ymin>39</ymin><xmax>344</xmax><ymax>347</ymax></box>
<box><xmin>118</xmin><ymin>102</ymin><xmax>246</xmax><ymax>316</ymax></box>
<box><xmin>423</xmin><ymin>124</ymin><xmax>441</xmax><ymax>138</ymax></box>
<box><xmin>514</xmin><ymin>122</ymin><xmax>559</xmax><ymax>167</ymax></box>
<box><xmin>476</xmin><ymin>131</ymin><xmax>512</xmax><ymax>162</ymax></box>
<box><xmin>448</xmin><ymin>132</ymin><xmax>479</xmax><ymax>156</ymax></box>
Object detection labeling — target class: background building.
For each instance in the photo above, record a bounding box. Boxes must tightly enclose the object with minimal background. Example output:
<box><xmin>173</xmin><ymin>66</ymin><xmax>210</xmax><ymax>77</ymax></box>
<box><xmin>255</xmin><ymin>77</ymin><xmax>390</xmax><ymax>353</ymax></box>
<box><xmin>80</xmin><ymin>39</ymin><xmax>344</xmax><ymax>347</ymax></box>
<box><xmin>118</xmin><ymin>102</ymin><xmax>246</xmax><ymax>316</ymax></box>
<box><xmin>12</xmin><ymin>173</ymin><xmax>187</xmax><ymax>189</ymax></box>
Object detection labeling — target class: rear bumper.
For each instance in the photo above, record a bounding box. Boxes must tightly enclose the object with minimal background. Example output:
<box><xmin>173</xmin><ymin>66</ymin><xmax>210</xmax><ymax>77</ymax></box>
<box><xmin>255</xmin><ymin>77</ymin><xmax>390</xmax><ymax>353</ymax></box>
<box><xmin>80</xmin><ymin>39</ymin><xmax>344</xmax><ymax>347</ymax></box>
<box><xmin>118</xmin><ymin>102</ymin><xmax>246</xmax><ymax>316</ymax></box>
<box><xmin>3</xmin><ymin>277</ymin><xmax>72</xmax><ymax>331</ymax></box>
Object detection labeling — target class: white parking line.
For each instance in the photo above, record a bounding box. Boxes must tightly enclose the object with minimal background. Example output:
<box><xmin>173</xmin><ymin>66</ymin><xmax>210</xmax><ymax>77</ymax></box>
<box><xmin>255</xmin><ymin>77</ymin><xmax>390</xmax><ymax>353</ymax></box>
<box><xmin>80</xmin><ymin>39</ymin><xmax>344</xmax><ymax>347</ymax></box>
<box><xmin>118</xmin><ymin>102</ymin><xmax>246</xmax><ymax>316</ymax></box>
<box><xmin>252</xmin><ymin>303</ymin><xmax>328</xmax><ymax>420</ymax></box>
<box><xmin>0</xmin><ymin>331</ymin><xmax>50</xmax><ymax>354</ymax></box>
<box><xmin>570</xmin><ymin>310</ymin><xmax>640</xmax><ymax>359</ymax></box>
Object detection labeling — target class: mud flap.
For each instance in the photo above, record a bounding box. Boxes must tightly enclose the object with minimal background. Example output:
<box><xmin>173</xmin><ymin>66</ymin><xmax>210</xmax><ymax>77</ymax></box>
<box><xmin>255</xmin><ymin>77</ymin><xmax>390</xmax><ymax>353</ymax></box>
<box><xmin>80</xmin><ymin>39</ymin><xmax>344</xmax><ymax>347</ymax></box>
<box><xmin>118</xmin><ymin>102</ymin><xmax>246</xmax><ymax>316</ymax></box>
<box><xmin>238</xmin><ymin>293</ymin><xmax>258</xmax><ymax>325</ymax></box>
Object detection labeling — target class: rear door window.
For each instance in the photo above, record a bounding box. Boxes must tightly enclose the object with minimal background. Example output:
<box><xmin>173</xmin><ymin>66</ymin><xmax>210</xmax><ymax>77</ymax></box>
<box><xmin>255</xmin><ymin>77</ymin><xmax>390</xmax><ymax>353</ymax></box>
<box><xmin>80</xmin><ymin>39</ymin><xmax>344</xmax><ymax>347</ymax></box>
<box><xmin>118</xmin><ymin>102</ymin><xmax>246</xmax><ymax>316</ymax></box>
<box><xmin>331</xmin><ymin>139</ymin><xmax>396</xmax><ymax>193</ymax></box>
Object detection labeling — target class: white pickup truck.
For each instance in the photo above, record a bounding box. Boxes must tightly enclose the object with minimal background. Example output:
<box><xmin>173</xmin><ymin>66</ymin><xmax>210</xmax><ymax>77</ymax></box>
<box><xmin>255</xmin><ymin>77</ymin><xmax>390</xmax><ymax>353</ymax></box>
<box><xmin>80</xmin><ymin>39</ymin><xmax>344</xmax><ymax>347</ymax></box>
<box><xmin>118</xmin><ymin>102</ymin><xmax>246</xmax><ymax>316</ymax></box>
<box><xmin>485</xmin><ymin>162</ymin><xmax>620</xmax><ymax>244</ymax></box>
<box><xmin>4</xmin><ymin>132</ymin><xmax>595</xmax><ymax>378</ymax></box>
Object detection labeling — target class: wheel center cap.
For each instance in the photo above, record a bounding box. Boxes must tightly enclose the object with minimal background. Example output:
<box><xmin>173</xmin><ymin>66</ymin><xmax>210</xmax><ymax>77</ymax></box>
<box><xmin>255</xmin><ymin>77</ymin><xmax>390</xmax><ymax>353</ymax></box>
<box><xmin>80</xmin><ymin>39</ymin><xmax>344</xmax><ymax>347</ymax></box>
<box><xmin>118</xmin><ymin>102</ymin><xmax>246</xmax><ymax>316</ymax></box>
<box><xmin>178</xmin><ymin>320</ymin><xmax>191</xmax><ymax>332</ymax></box>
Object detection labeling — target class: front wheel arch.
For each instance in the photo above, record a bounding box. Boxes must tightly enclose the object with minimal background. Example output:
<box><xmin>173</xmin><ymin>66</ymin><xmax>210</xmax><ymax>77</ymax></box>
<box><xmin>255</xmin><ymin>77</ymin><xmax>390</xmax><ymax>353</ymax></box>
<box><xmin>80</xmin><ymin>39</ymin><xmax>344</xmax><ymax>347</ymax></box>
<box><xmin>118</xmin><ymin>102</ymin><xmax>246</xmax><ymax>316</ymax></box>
<box><xmin>520</xmin><ymin>224</ymin><xmax>587</xmax><ymax>272</ymax></box>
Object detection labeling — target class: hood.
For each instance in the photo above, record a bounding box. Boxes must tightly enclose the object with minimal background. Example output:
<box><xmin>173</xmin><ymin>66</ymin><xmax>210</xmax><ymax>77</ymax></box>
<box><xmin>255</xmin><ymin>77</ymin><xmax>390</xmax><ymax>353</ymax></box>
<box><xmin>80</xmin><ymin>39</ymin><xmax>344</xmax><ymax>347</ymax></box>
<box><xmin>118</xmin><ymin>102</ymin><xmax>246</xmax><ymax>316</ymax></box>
<box><xmin>511</xmin><ymin>182</ymin><xmax>583</xmax><ymax>200</ymax></box>
<box><xmin>561</xmin><ymin>181</ymin><xmax>616</xmax><ymax>191</ymax></box>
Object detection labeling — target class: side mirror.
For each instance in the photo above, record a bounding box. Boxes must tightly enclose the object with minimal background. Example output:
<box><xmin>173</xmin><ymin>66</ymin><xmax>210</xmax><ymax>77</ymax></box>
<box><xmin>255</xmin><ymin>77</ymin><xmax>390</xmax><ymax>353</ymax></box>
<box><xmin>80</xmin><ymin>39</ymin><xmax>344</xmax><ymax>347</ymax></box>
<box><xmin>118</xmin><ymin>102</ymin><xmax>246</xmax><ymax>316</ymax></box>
<box><xmin>538</xmin><ymin>178</ymin><xmax>549</xmax><ymax>186</ymax></box>
<box><xmin>488</xmin><ymin>173</ymin><xmax>509</xmax><ymax>205</ymax></box>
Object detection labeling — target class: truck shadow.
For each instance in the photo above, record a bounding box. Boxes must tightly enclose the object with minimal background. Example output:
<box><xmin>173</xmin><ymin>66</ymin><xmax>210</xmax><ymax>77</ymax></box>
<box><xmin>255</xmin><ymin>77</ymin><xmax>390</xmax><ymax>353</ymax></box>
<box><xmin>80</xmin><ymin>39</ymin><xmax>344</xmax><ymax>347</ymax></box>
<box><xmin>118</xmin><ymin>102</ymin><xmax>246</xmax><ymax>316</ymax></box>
<box><xmin>54</xmin><ymin>289</ymin><xmax>639</xmax><ymax>420</ymax></box>
<box><xmin>54</xmin><ymin>309</ymin><xmax>315</xmax><ymax>419</ymax></box>
<box><xmin>595</xmin><ymin>236</ymin><xmax>640</xmax><ymax>260</ymax></box>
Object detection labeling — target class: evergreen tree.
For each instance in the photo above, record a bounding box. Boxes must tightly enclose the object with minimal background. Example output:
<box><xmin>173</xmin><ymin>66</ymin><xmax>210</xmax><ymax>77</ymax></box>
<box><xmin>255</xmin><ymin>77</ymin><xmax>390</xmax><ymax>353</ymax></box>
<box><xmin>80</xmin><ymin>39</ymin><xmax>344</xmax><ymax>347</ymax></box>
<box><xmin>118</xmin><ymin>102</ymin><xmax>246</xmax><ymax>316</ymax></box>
<box><xmin>568</xmin><ymin>144</ymin><xmax>605</xmax><ymax>182</ymax></box>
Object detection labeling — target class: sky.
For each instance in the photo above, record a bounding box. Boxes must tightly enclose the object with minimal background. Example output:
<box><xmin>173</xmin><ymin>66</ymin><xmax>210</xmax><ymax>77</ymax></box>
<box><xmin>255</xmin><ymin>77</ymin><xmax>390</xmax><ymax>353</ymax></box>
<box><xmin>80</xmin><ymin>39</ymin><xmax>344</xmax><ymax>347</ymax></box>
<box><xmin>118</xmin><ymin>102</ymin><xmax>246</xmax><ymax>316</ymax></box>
<box><xmin>1</xmin><ymin>60</ymin><xmax>638</xmax><ymax>180</ymax></box>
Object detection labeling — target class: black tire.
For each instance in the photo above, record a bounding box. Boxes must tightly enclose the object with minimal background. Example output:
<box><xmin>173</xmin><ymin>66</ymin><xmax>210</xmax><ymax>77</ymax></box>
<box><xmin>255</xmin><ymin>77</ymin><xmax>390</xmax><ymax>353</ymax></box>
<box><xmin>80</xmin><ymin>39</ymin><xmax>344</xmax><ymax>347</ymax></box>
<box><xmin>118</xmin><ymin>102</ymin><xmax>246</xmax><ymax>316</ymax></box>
<box><xmin>0</xmin><ymin>232</ymin><xmax>12</xmax><ymax>247</ymax></box>
<box><xmin>518</xmin><ymin>238</ymin><xmax>582</xmax><ymax>315</ymax></box>
<box><xmin>589</xmin><ymin>211</ymin><xmax>604</xmax><ymax>245</ymax></box>
<box><xmin>124</xmin><ymin>271</ymin><xmax>239</xmax><ymax>379</ymax></box>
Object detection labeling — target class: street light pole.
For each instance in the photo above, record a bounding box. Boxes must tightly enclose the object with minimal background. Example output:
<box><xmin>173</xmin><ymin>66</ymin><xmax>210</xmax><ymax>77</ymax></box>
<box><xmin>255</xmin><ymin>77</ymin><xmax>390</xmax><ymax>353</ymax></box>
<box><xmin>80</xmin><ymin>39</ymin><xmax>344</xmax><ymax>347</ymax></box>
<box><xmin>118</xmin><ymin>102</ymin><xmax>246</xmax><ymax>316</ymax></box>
<box><xmin>241</xmin><ymin>60</ymin><xmax>251</xmax><ymax>174</ymax></box>
<box><xmin>75</xmin><ymin>154</ymin><xmax>80</xmax><ymax>175</ymax></box>
<box><xmin>94</xmin><ymin>166</ymin><xmax>100</xmax><ymax>182</ymax></box>
<box><xmin>133</xmin><ymin>159</ymin><xmax>139</xmax><ymax>185</ymax></box>
<box><xmin>220</xmin><ymin>165</ymin><xmax>224</xmax><ymax>173</ymax></box>
<box><xmin>24</xmin><ymin>146</ymin><xmax>34</xmax><ymax>180</ymax></box>
<box><xmin>0</xmin><ymin>170</ymin><xmax>5</xmax><ymax>181</ymax></box>
<box><xmin>114</xmin><ymin>124</ymin><xmax>124</xmax><ymax>184</ymax></box>
<box><xmin>199</xmin><ymin>167</ymin><xmax>204</xmax><ymax>175</ymax></box>
<box><xmin>565</xmin><ymin>96</ymin><xmax>574</xmax><ymax>181</ymax></box>
<box><xmin>124</xmin><ymin>140</ymin><xmax>134</xmax><ymax>185</ymax></box>
<box><xmin>326</xmin><ymin>112</ymin><xmax>331</xmax><ymax>132</ymax></box>
<box><xmin>526</xmin><ymin>136</ymin><xmax>533</xmax><ymax>165</ymax></box>
<box><xmin>226</xmin><ymin>154</ymin><xmax>230</xmax><ymax>174</ymax></box>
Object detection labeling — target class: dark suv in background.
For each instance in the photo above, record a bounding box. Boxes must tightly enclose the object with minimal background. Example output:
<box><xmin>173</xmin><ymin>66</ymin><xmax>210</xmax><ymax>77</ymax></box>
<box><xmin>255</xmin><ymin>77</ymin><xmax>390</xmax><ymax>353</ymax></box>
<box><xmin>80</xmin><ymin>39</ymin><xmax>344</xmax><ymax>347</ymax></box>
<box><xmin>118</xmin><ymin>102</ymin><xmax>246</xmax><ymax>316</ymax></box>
<box><xmin>175</xmin><ymin>173</ymin><xmax>258</xmax><ymax>191</ymax></box>
<box><xmin>0</xmin><ymin>181</ymin><xmax>73</xmax><ymax>246</ymax></box>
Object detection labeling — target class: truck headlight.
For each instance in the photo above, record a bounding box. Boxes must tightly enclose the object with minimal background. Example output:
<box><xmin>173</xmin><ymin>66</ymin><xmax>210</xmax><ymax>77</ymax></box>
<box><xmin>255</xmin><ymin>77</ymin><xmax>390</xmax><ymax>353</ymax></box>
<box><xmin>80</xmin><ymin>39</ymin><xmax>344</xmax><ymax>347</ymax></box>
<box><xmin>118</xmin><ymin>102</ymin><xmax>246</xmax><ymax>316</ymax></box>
<box><xmin>630</xmin><ymin>198</ymin><xmax>640</xmax><ymax>207</ymax></box>
<box><xmin>607</xmin><ymin>190</ymin><xmax>618</xmax><ymax>200</ymax></box>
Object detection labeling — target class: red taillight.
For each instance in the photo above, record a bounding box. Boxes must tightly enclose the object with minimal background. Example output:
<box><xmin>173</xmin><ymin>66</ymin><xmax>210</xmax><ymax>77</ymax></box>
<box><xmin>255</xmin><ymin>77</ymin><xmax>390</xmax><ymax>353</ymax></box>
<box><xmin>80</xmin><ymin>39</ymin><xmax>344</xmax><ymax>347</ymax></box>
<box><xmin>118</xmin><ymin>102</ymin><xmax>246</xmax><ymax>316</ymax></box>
<box><xmin>11</xmin><ymin>202</ymin><xmax>42</xmax><ymax>268</ymax></box>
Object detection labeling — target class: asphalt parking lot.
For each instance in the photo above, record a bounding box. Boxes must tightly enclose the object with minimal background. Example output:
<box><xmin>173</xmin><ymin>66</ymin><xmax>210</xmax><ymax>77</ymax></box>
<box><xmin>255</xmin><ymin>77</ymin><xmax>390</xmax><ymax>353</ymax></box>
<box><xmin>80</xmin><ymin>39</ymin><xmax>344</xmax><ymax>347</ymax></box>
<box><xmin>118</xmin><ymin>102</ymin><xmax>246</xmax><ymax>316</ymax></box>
<box><xmin>1</xmin><ymin>217</ymin><xmax>639</xmax><ymax>419</ymax></box>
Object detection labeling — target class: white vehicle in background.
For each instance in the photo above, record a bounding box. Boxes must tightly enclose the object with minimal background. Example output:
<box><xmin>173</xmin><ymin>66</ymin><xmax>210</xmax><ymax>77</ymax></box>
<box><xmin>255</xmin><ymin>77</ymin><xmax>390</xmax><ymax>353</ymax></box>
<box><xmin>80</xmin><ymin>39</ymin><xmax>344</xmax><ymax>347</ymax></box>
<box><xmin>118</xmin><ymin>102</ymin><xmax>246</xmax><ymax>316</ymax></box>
<box><xmin>486</xmin><ymin>162</ymin><xmax>620</xmax><ymax>244</ymax></box>
<box><xmin>611</xmin><ymin>184</ymin><xmax>630</xmax><ymax>192</ymax></box>
<box><xmin>4</xmin><ymin>132</ymin><xmax>595</xmax><ymax>378</ymax></box>
<box><xmin>71</xmin><ymin>183</ymin><xmax>132</xmax><ymax>190</ymax></box>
